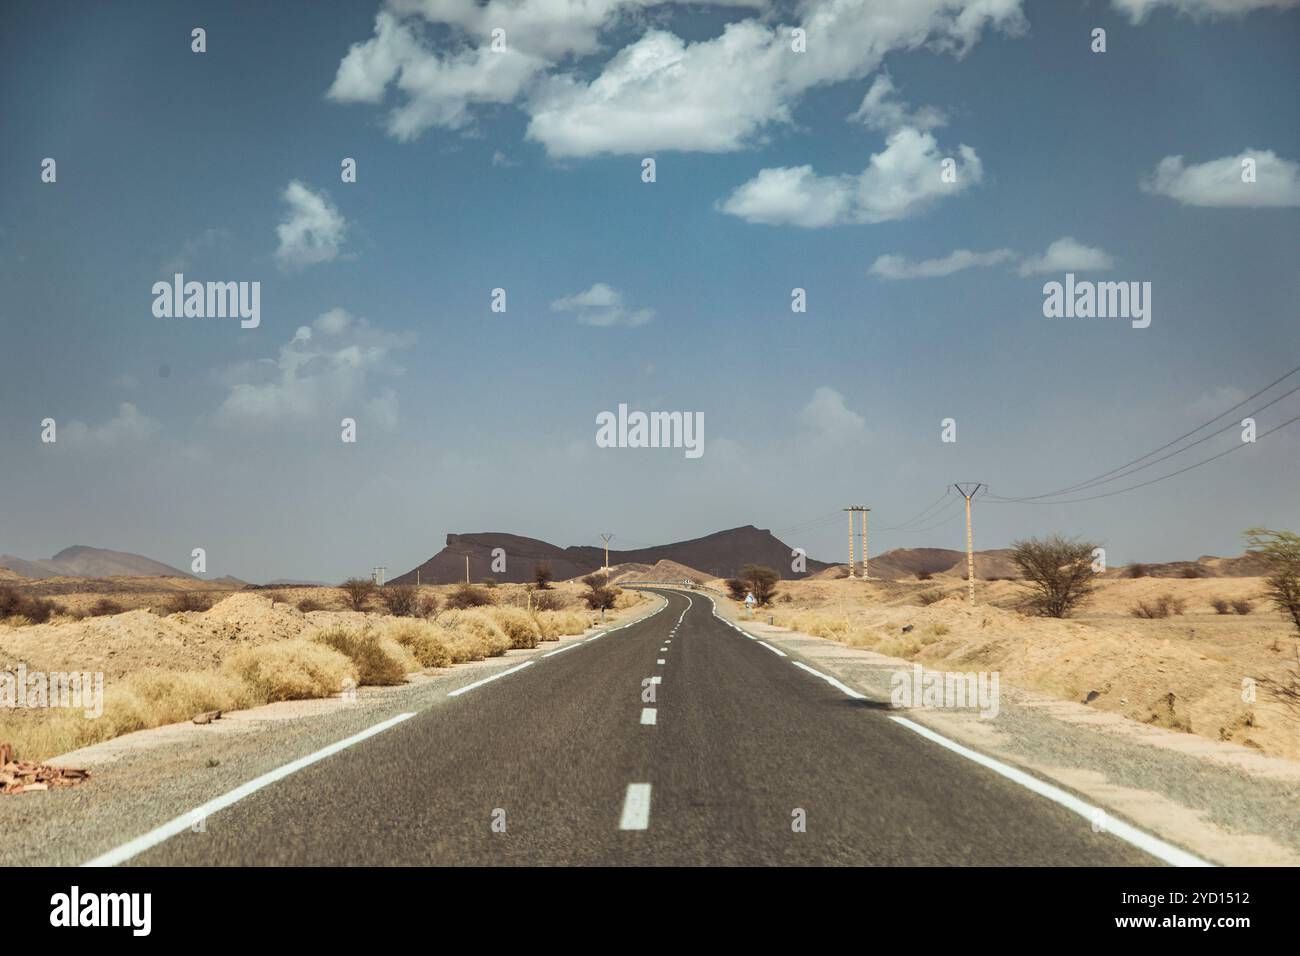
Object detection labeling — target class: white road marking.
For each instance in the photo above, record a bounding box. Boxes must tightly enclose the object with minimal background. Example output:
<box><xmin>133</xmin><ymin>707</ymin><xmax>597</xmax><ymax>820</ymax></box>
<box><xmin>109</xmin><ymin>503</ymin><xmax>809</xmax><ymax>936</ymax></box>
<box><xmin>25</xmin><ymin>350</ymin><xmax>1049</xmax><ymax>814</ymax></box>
<box><xmin>83</xmin><ymin>711</ymin><xmax>417</xmax><ymax>867</ymax></box>
<box><xmin>640</xmin><ymin>707</ymin><xmax>658</xmax><ymax>725</ymax></box>
<box><xmin>887</xmin><ymin>716</ymin><xmax>1212</xmax><ymax>868</ymax></box>
<box><xmin>656</xmin><ymin>658</ymin><xmax>665</xmax><ymax>664</ymax></box>
<box><xmin>792</xmin><ymin>661</ymin><xmax>867</xmax><ymax>700</ymax></box>
<box><xmin>447</xmin><ymin>659</ymin><xmax>535</xmax><ymax>697</ymax></box>
<box><xmin>649</xmin><ymin>676</ymin><xmax>662</xmax><ymax>684</ymax></box>
<box><xmin>665</xmin><ymin>639</ymin><xmax>671</xmax><ymax>644</ymax></box>
<box><xmin>542</xmin><ymin>641</ymin><xmax>583</xmax><ymax>658</ymax></box>
<box><xmin>757</xmin><ymin>641</ymin><xmax>786</xmax><ymax>657</ymax></box>
<box><xmin>660</xmin><ymin>647</ymin><xmax>668</xmax><ymax>652</ymax></box>
<box><xmin>619</xmin><ymin>783</ymin><xmax>653</xmax><ymax>831</ymax></box>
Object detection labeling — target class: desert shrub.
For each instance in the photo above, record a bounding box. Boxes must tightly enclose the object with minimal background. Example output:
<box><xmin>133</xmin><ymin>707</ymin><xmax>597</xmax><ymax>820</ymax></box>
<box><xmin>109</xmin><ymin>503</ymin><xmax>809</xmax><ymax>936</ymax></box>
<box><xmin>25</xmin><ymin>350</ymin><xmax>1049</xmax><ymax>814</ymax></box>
<box><xmin>530</xmin><ymin>590</ymin><xmax>571</xmax><ymax>611</ymax></box>
<box><xmin>297</xmin><ymin>596</ymin><xmax>326</xmax><ymax>613</ymax></box>
<box><xmin>265</xmin><ymin>591</ymin><xmax>288</xmax><ymax>605</ymax></box>
<box><xmin>581</xmin><ymin>574</ymin><xmax>619</xmax><ymax>610</ymax></box>
<box><xmin>1232</xmin><ymin>599</ymin><xmax>1253</xmax><ymax>615</ymax></box>
<box><xmin>1010</xmin><ymin>535</ymin><xmax>1098</xmax><ymax>618</ymax></box>
<box><xmin>534</xmin><ymin>609</ymin><xmax>591</xmax><ymax>640</ymax></box>
<box><xmin>418</xmin><ymin>591</ymin><xmax>440</xmax><ymax>618</ymax></box>
<box><xmin>379</xmin><ymin>583</ymin><xmax>420</xmax><ymax>617</ymax></box>
<box><xmin>1180</xmin><ymin>565</ymin><xmax>1206</xmax><ymax>578</ymax></box>
<box><xmin>480</xmin><ymin>577</ymin><xmax>498</xmax><ymax>589</ymax></box>
<box><xmin>444</xmin><ymin>583</ymin><xmax>494</xmax><ymax>609</ymax></box>
<box><xmin>0</xmin><ymin>587</ymin><xmax>57</xmax><ymax>624</ymax></box>
<box><xmin>1245</xmin><ymin>528</ymin><xmax>1300</xmax><ymax>635</ymax></box>
<box><xmin>88</xmin><ymin>597</ymin><xmax>124</xmax><ymax>617</ymax></box>
<box><xmin>916</xmin><ymin>570</ymin><xmax>933</xmax><ymax>581</ymax></box>
<box><xmin>916</xmin><ymin>590</ymin><xmax>943</xmax><ymax>607</ymax></box>
<box><xmin>224</xmin><ymin>641</ymin><xmax>357</xmax><ymax>702</ymax></box>
<box><xmin>340</xmin><ymin>577</ymin><xmax>376</xmax><ymax>611</ymax></box>
<box><xmin>439</xmin><ymin>610</ymin><xmax>512</xmax><ymax>657</ymax></box>
<box><xmin>1131</xmin><ymin>594</ymin><xmax>1185</xmax><ymax>619</ymax></box>
<box><xmin>533</xmin><ymin>564</ymin><xmax>553</xmax><ymax>589</ymax></box>
<box><xmin>385</xmin><ymin>619</ymin><xmax>457</xmax><ymax>668</ymax></box>
<box><xmin>165</xmin><ymin>591</ymin><xmax>214</xmax><ymax>615</ymax></box>
<box><xmin>486</xmin><ymin>606</ymin><xmax>542</xmax><ymax>649</ymax></box>
<box><xmin>725</xmin><ymin>578</ymin><xmax>747</xmax><ymax>600</ymax></box>
<box><xmin>1212</xmin><ymin>598</ymin><xmax>1231</xmax><ymax>615</ymax></box>
<box><xmin>313</xmin><ymin>627</ymin><xmax>415</xmax><ymax>685</ymax></box>
<box><xmin>1126</xmin><ymin>564</ymin><xmax>1151</xmax><ymax>579</ymax></box>
<box><xmin>724</xmin><ymin>565</ymin><xmax>780</xmax><ymax>606</ymax></box>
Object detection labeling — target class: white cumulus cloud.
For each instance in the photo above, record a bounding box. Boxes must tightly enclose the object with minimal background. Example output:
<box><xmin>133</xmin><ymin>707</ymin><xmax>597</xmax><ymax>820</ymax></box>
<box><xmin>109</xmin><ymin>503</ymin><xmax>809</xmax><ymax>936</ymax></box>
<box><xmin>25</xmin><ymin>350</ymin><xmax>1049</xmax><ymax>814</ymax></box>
<box><xmin>799</xmin><ymin>387</ymin><xmax>866</xmax><ymax>441</ymax></box>
<box><xmin>1017</xmin><ymin>237</ymin><xmax>1115</xmax><ymax>275</ymax></box>
<box><xmin>550</xmin><ymin>283</ymin><xmax>655</xmax><ymax>327</ymax></box>
<box><xmin>719</xmin><ymin>128</ymin><xmax>982</xmax><ymax>227</ymax></box>
<box><xmin>1112</xmin><ymin>0</ymin><xmax>1299</xmax><ymax>23</ymax></box>
<box><xmin>870</xmin><ymin>247</ymin><xmax>1015</xmax><ymax>280</ymax></box>
<box><xmin>215</xmin><ymin>309</ymin><xmax>414</xmax><ymax>430</ymax></box>
<box><xmin>275</xmin><ymin>180</ymin><xmax>349</xmax><ymax>270</ymax></box>
<box><xmin>1141</xmin><ymin>149</ymin><xmax>1300</xmax><ymax>207</ymax></box>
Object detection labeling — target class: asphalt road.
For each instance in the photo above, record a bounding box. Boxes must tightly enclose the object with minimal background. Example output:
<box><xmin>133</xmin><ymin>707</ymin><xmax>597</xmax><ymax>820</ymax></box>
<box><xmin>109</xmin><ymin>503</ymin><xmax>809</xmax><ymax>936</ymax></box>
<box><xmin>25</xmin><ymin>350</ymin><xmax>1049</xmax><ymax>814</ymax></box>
<box><xmin>122</xmin><ymin>588</ymin><xmax>1157</xmax><ymax>865</ymax></box>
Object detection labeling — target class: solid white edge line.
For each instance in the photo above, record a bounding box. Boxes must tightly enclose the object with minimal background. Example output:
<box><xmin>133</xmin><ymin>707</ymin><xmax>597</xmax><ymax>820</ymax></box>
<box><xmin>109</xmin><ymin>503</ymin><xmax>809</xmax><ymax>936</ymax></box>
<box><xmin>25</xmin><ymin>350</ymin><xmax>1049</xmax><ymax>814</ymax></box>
<box><xmin>887</xmin><ymin>715</ymin><xmax>1213</xmax><ymax>868</ymax></box>
<box><xmin>619</xmin><ymin>783</ymin><xmax>652</xmax><ymax>830</ymax></box>
<box><xmin>756</xmin><ymin>640</ymin><xmax>787</xmax><ymax>657</ymax></box>
<box><xmin>640</xmin><ymin>707</ymin><xmax>658</xmax><ymax>725</ymax></box>
<box><xmin>447</xmin><ymin>659</ymin><xmax>535</xmax><ymax>697</ymax></box>
<box><xmin>791</xmin><ymin>660</ymin><xmax>867</xmax><ymax>699</ymax></box>
<box><xmin>542</xmin><ymin>641</ymin><xmax>584</xmax><ymax>658</ymax></box>
<box><xmin>82</xmin><ymin>711</ymin><xmax>417</xmax><ymax>867</ymax></box>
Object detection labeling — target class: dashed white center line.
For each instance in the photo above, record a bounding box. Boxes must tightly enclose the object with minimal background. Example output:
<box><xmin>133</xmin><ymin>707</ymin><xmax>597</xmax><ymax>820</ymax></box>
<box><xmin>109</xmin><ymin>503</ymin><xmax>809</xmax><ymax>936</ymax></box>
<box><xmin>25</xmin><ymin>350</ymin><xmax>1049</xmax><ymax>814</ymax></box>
<box><xmin>619</xmin><ymin>783</ymin><xmax>653</xmax><ymax>830</ymax></box>
<box><xmin>649</xmin><ymin>676</ymin><xmax>662</xmax><ymax>684</ymax></box>
<box><xmin>656</xmin><ymin>658</ymin><xmax>665</xmax><ymax>664</ymax></box>
<box><xmin>640</xmin><ymin>707</ymin><xmax>658</xmax><ymax>725</ymax></box>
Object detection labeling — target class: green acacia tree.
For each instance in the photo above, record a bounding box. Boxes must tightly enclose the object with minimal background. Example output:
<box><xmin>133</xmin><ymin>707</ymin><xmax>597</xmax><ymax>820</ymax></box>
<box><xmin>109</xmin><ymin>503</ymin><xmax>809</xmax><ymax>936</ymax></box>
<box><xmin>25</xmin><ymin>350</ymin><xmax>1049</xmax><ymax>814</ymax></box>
<box><xmin>1245</xmin><ymin>528</ymin><xmax>1300</xmax><ymax>634</ymax></box>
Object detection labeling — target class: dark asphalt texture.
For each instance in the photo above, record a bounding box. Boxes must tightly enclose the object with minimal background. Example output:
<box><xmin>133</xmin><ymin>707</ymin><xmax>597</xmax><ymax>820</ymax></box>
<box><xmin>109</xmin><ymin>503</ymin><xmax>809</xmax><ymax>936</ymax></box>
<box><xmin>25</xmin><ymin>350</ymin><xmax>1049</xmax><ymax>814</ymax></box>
<box><xmin>132</xmin><ymin>589</ymin><xmax>1156</xmax><ymax>865</ymax></box>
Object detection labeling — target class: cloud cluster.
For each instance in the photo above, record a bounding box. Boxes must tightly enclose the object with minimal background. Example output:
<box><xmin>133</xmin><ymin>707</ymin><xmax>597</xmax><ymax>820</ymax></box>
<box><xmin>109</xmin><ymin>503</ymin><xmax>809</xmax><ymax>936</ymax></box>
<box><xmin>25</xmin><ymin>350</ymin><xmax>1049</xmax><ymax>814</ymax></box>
<box><xmin>870</xmin><ymin>237</ymin><xmax>1115</xmax><ymax>280</ymax></box>
<box><xmin>215</xmin><ymin>308</ymin><xmax>414</xmax><ymax>430</ymax></box>
<box><xmin>1142</xmin><ymin>149</ymin><xmax>1300</xmax><ymax>207</ymax></box>
<box><xmin>719</xmin><ymin>130</ymin><xmax>982</xmax><ymax>227</ymax></box>
<box><xmin>329</xmin><ymin>0</ymin><xmax>1026</xmax><ymax>157</ymax></box>
<box><xmin>550</xmin><ymin>283</ymin><xmax>654</xmax><ymax>326</ymax></box>
<box><xmin>275</xmin><ymin>181</ymin><xmax>349</xmax><ymax>270</ymax></box>
<box><xmin>1111</xmin><ymin>0</ymin><xmax>1299</xmax><ymax>23</ymax></box>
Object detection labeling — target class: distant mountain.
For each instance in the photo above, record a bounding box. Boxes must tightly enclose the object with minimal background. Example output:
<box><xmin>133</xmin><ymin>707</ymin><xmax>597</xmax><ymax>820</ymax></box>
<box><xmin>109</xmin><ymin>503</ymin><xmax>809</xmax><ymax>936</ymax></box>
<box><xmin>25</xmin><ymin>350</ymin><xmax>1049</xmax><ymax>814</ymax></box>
<box><xmin>392</xmin><ymin>526</ymin><xmax>833</xmax><ymax>585</ymax></box>
<box><xmin>0</xmin><ymin>546</ymin><xmax>194</xmax><ymax>580</ymax></box>
<box><xmin>810</xmin><ymin>547</ymin><xmax>1021</xmax><ymax>581</ymax></box>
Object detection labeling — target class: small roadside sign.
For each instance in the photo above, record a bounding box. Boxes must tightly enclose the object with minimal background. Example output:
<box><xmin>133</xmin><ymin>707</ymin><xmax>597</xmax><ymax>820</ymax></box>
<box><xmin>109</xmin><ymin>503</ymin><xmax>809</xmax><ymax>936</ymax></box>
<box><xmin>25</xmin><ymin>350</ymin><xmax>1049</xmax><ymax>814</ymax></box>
<box><xmin>744</xmin><ymin>592</ymin><xmax>756</xmax><ymax>607</ymax></box>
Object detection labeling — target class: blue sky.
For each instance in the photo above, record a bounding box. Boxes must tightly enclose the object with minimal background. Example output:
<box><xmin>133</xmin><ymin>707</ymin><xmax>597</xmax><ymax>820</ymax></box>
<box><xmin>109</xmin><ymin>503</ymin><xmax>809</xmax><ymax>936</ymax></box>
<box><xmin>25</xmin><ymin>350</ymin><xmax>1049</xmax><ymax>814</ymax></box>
<box><xmin>1</xmin><ymin>0</ymin><xmax>1298</xmax><ymax>583</ymax></box>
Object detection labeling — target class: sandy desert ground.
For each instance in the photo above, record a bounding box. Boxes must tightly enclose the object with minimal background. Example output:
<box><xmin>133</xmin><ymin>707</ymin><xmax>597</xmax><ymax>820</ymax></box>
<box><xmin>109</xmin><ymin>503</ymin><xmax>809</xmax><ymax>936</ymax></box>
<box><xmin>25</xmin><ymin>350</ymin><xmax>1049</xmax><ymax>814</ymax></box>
<box><xmin>720</xmin><ymin>574</ymin><xmax>1300</xmax><ymax>762</ymax></box>
<box><xmin>0</xmin><ymin>577</ymin><xmax>644</xmax><ymax>764</ymax></box>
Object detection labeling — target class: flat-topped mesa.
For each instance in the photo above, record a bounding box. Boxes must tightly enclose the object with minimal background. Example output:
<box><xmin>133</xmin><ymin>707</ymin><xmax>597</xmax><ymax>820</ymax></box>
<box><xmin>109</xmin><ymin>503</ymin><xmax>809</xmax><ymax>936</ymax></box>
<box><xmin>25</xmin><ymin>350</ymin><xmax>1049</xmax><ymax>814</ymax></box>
<box><xmin>391</xmin><ymin>525</ymin><xmax>834</xmax><ymax>585</ymax></box>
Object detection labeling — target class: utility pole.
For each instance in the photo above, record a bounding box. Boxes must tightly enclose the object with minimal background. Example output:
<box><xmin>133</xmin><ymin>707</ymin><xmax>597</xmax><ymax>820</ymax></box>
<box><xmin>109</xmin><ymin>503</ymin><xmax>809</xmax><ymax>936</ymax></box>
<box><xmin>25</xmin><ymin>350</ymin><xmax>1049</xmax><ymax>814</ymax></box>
<box><xmin>372</xmin><ymin>566</ymin><xmax>386</xmax><ymax>586</ymax></box>
<box><xmin>600</xmin><ymin>533</ymin><xmax>613</xmax><ymax>582</ymax></box>
<box><xmin>464</xmin><ymin>554</ymin><xmax>470</xmax><ymax>584</ymax></box>
<box><xmin>861</xmin><ymin>508</ymin><xmax>870</xmax><ymax>580</ymax></box>
<box><xmin>843</xmin><ymin>506</ymin><xmax>870</xmax><ymax>578</ymax></box>
<box><xmin>951</xmin><ymin>484</ymin><xmax>984</xmax><ymax>605</ymax></box>
<box><xmin>845</xmin><ymin>508</ymin><xmax>855</xmax><ymax>578</ymax></box>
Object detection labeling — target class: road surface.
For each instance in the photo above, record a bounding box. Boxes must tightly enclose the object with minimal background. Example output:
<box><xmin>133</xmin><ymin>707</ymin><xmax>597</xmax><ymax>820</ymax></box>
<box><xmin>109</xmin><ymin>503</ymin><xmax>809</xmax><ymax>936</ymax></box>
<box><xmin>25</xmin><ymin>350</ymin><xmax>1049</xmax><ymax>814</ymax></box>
<box><xmin>108</xmin><ymin>588</ymin><xmax>1162</xmax><ymax>865</ymax></box>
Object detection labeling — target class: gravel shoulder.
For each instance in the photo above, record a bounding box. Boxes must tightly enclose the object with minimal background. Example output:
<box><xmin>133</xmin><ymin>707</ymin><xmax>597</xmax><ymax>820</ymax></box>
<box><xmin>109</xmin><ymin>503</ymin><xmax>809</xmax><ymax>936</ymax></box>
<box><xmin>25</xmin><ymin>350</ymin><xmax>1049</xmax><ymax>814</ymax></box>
<box><xmin>0</xmin><ymin>596</ymin><xmax>667</xmax><ymax>867</ymax></box>
<box><xmin>715</xmin><ymin>597</ymin><xmax>1300</xmax><ymax>866</ymax></box>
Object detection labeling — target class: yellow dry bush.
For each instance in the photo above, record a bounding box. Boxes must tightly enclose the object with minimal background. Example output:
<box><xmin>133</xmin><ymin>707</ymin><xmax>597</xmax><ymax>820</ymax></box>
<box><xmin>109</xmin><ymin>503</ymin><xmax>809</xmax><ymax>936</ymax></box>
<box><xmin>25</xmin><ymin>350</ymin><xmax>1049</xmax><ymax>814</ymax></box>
<box><xmin>385</xmin><ymin>619</ymin><xmax>457</xmax><ymax>669</ymax></box>
<box><xmin>312</xmin><ymin>627</ymin><xmax>416</xmax><ymax>685</ymax></box>
<box><xmin>535</xmin><ymin>609</ymin><xmax>591</xmax><ymax>640</ymax></box>
<box><xmin>439</xmin><ymin>610</ymin><xmax>511</xmax><ymax>657</ymax></box>
<box><xmin>224</xmin><ymin>640</ymin><xmax>357</xmax><ymax>701</ymax></box>
<box><xmin>486</xmin><ymin>606</ymin><xmax>542</xmax><ymax>649</ymax></box>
